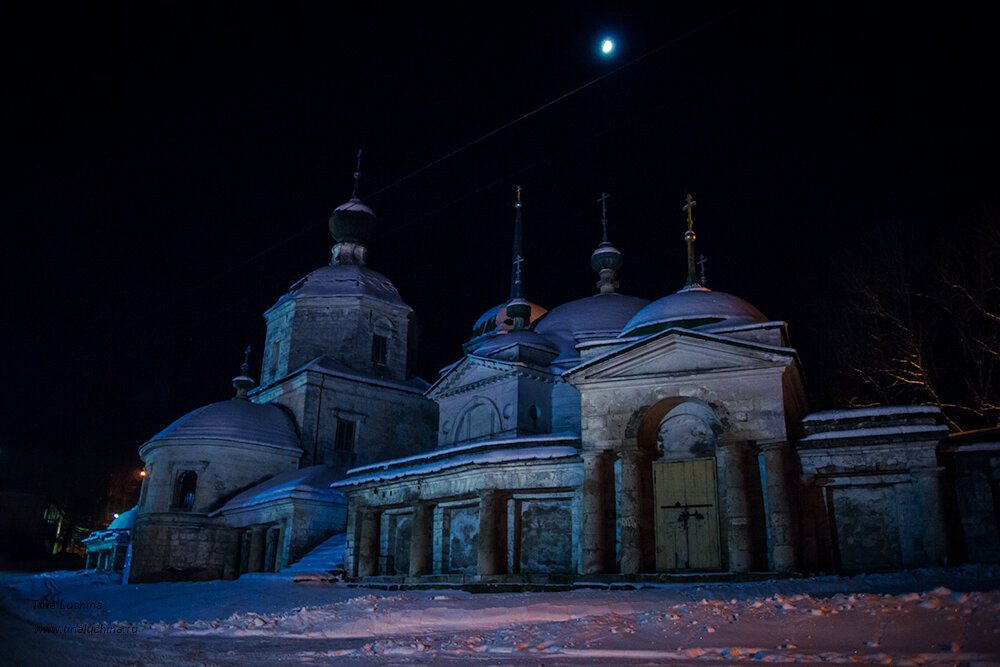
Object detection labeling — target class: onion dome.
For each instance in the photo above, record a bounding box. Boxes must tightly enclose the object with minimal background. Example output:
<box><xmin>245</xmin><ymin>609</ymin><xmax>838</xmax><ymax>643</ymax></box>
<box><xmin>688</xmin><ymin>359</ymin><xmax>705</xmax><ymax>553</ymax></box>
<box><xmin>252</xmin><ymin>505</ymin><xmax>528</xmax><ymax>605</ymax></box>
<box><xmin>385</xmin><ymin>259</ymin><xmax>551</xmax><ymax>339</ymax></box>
<box><xmin>328</xmin><ymin>150</ymin><xmax>376</xmax><ymax>261</ymax></box>
<box><xmin>590</xmin><ymin>192</ymin><xmax>622</xmax><ymax>294</ymax></box>
<box><xmin>532</xmin><ymin>192</ymin><xmax>649</xmax><ymax>361</ymax></box>
<box><xmin>621</xmin><ymin>285</ymin><xmax>767</xmax><ymax>337</ymax></box>
<box><xmin>144</xmin><ymin>399</ymin><xmax>300</xmax><ymax>451</ymax></box>
<box><xmin>468</xmin><ymin>301</ymin><xmax>547</xmax><ymax>346</ymax></box>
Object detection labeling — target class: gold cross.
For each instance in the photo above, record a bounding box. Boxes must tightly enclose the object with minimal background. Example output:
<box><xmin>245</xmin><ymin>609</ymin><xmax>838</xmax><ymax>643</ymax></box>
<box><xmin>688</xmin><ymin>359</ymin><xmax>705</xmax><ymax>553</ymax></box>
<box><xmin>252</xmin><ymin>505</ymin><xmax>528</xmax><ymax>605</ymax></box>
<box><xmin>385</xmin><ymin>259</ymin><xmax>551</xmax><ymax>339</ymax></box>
<box><xmin>516</xmin><ymin>185</ymin><xmax>522</xmax><ymax>207</ymax></box>
<box><xmin>683</xmin><ymin>194</ymin><xmax>696</xmax><ymax>232</ymax></box>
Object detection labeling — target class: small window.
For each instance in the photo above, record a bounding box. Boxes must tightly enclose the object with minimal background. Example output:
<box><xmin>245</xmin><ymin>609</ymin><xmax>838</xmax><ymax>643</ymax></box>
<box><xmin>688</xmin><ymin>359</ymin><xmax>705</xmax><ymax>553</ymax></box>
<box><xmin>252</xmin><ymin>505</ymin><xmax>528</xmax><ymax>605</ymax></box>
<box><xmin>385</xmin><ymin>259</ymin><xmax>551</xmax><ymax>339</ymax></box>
<box><xmin>334</xmin><ymin>418</ymin><xmax>356</xmax><ymax>452</ymax></box>
<box><xmin>174</xmin><ymin>471</ymin><xmax>197</xmax><ymax>509</ymax></box>
<box><xmin>371</xmin><ymin>334</ymin><xmax>388</xmax><ymax>365</ymax></box>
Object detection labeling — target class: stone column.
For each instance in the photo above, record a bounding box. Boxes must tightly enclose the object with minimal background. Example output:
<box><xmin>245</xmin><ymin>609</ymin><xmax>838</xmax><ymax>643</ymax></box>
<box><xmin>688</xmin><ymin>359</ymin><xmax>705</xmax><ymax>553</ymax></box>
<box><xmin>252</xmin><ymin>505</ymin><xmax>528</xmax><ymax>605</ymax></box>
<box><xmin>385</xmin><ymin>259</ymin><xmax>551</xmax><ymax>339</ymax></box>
<box><xmin>409</xmin><ymin>502</ymin><xmax>433</xmax><ymax>577</ymax></box>
<box><xmin>247</xmin><ymin>525</ymin><xmax>267</xmax><ymax>573</ymax></box>
<box><xmin>579</xmin><ymin>450</ymin><xmax>606</xmax><ymax>575</ymax></box>
<box><xmin>760</xmin><ymin>440</ymin><xmax>797</xmax><ymax>572</ymax></box>
<box><xmin>913</xmin><ymin>467</ymin><xmax>948</xmax><ymax>565</ymax></box>
<box><xmin>357</xmin><ymin>508</ymin><xmax>381</xmax><ymax>578</ymax></box>
<box><xmin>477</xmin><ymin>488</ymin><xmax>503</xmax><ymax>577</ymax></box>
<box><xmin>719</xmin><ymin>441</ymin><xmax>752</xmax><ymax>573</ymax></box>
<box><xmin>619</xmin><ymin>449</ymin><xmax>643</xmax><ymax>575</ymax></box>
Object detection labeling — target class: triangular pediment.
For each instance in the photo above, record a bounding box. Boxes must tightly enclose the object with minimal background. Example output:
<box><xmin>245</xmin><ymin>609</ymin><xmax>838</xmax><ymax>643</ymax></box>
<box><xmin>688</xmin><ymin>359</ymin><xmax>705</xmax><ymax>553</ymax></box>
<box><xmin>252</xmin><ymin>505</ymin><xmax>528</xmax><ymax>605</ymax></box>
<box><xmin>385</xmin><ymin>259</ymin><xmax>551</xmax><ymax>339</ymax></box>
<box><xmin>566</xmin><ymin>329</ymin><xmax>794</xmax><ymax>383</ymax></box>
<box><xmin>426</xmin><ymin>355</ymin><xmax>517</xmax><ymax>399</ymax></box>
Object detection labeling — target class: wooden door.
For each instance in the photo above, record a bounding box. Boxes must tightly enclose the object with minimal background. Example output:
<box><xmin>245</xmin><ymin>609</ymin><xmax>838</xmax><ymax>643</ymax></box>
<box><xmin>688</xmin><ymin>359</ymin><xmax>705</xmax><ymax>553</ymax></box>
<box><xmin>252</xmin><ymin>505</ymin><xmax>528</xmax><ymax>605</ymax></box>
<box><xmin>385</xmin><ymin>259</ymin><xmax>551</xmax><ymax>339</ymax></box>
<box><xmin>653</xmin><ymin>458</ymin><xmax>721</xmax><ymax>570</ymax></box>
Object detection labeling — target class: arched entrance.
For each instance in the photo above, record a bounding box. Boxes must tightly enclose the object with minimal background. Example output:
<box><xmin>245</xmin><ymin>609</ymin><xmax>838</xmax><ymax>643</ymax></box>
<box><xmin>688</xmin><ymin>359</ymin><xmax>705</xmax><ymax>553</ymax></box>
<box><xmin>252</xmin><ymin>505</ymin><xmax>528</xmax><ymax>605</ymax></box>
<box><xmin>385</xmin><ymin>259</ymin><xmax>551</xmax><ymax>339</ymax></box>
<box><xmin>638</xmin><ymin>399</ymin><xmax>724</xmax><ymax>571</ymax></box>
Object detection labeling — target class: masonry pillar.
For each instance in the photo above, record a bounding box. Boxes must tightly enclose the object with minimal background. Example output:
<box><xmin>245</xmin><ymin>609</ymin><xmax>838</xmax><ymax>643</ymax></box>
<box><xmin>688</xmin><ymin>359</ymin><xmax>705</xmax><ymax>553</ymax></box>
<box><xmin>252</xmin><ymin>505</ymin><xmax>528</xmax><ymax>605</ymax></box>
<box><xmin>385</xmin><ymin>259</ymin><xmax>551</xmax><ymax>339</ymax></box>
<box><xmin>357</xmin><ymin>508</ymin><xmax>381</xmax><ymax>578</ymax></box>
<box><xmin>719</xmin><ymin>441</ymin><xmax>752</xmax><ymax>573</ymax></box>
<box><xmin>913</xmin><ymin>467</ymin><xmax>949</xmax><ymax>565</ymax></box>
<box><xmin>619</xmin><ymin>449</ymin><xmax>643</xmax><ymax>575</ymax></box>
<box><xmin>409</xmin><ymin>501</ymin><xmax>433</xmax><ymax>577</ymax></box>
<box><xmin>760</xmin><ymin>440</ymin><xmax>797</xmax><ymax>572</ymax></box>
<box><xmin>247</xmin><ymin>525</ymin><xmax>267</xmax><ymax>573</ymax></box>
<box><xmin>580</xmin><ymin>450</ymin><xmax>607</xmax><ymax>575</ymax></box>
<box><xmin>477</xmin><ymin>488</ymin><xmax>503</xmax><ymax>577</ymax></box>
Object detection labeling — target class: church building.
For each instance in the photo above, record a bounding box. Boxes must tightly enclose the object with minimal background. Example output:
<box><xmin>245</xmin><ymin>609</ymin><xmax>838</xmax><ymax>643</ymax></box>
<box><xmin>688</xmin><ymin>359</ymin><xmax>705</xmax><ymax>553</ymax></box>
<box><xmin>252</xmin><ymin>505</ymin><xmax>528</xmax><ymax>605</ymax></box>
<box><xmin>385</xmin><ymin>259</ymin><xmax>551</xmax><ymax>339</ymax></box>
<box><xmin>123</xmin><ymin>168</ymin><xmax>999</xmax><ymax>584</ymax></box>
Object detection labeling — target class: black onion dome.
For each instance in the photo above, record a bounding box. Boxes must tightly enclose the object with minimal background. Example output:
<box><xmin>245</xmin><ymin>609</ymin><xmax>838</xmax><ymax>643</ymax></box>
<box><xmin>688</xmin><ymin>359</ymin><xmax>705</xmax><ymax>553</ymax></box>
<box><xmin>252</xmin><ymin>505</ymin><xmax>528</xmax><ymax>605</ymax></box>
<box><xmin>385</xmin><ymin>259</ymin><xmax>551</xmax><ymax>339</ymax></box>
<box><xmin>329</xmin><ymin>197</ymin><xmax>376</xmax><ymax>245</ymax></box>
<box><xmin>590</xmin><ymin>241</ymin><xmax>622</xmax><ymax>273</ymax></box>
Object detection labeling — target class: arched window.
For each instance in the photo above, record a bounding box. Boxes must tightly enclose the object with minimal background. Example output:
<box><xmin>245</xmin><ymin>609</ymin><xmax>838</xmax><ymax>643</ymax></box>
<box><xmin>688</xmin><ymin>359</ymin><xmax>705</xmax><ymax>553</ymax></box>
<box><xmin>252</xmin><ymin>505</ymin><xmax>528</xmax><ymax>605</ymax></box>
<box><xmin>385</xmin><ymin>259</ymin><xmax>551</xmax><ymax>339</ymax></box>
<box><xmin>455</xmin><ymin>399</ymin><xmax>500</xmax><ymax>443</ymax></box>
<box><xmin>174</xmin><ymin>471</ymin><xmax>197</xmax><ymax>510</ymax></box>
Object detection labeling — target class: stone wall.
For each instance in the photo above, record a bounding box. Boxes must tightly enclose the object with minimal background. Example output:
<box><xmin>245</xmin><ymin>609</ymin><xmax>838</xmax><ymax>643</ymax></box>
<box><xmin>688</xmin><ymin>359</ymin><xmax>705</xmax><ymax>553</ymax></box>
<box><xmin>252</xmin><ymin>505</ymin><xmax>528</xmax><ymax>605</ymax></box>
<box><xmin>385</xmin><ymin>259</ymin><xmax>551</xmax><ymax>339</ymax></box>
<box><xmin>129</xmin><ymin>514</ymin><xmax>237</xmax><ymax>582</ymax></box>
<box><xmin>797</xmin><ymin>406</ymin><xmax>950</xmax><ymax>571</ymax></box>
<box><xmin>253</xmin><ymin>369</ymin><xmax>437</xmax><ymax>474</ymax></box>
<box><xmin>262</xmin><ymin>297</ymin><xmax>413</xmax><ymax>386</ymax></box>
<box><xmin>138</xmin><ymin>442</ymin><xmax>300</xmax><ymax>515</ymax></box>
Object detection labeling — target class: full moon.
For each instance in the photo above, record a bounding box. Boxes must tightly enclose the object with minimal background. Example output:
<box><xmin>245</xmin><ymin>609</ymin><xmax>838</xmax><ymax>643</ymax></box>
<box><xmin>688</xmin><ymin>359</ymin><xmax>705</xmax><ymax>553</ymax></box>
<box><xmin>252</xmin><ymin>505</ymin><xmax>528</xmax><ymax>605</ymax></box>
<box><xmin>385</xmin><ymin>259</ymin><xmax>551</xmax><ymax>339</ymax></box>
<box><xmin>601</xmin><ymin>38</ymin><xmax>614</xmax><ymax>54</ymax></box>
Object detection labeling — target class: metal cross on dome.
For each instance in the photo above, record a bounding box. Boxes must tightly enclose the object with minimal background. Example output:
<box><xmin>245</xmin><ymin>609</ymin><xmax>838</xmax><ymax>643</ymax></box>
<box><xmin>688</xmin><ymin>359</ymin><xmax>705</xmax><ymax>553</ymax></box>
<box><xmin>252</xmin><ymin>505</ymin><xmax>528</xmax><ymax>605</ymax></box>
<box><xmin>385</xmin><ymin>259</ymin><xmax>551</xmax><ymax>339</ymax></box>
<box><xmin>683</xmin><ymin>193</ymin><xmax>696</xmax><ymax>232</ymax></box>
<box><xmin>597</xmin><ymin>192</ymin><xmax>610</xmax><ymax>242</ymax></box>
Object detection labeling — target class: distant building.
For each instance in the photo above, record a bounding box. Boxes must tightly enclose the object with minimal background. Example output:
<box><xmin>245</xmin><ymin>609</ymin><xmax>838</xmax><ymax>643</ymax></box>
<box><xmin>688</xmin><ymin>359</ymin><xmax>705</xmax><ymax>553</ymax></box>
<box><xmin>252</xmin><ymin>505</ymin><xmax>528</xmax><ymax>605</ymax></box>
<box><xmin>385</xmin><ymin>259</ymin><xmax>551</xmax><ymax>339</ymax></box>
<box><xmin>0</xmin><ymin>491</ymin><xmax>82</xmax><ymax>567</ymax></box>
<box><xmin>125</xmin><ymin>175</ymin><xmax>1000</xmax><ymax>584</ymax></box>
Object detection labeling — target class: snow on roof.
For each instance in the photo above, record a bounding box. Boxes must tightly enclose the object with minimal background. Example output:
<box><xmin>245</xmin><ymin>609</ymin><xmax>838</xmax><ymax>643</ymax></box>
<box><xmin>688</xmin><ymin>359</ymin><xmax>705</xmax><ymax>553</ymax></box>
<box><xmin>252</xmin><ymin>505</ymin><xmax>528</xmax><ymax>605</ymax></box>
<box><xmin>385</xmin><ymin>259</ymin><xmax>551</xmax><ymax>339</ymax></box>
<box><xmin>212</xmin><ymin>465</ymin><xmax>347</xmax><ymax>515</ymax></box>
<box><xmin>346</xmin><ymin>432</ymin><xmax>579</xmax><ymax>475</ymax></box>
<box><xmin>621</xmin><ymin>287</ymin><xmax>767</xmax><ymax>337</ymax></box>
<box><xmin>332</xmin><ymin>445</ymin><xmax>580</xmax><ymax>487</ymax></box>
<box><xmin>301</xmin><ymin>356</ymin><xmax>429</xmax><ymax>393</ymax></box>
<box><xmin>144</xmin><ymin>399</ymin><xmax>301</xmax><ymax>451</ymax></box>
<box><xmin>799</xmin><ymin>424</ymin><xmax>950</xmax><ymax>443</ymax></box>
<box><xmin>107</xmin><ymin>505</ymin><xmax>138</xmax><ymax>531</ymax></box>
<box><xmin>802</xmin><ymin>405</ymin><xmax>942</xmax><ymax>422</ymax></box>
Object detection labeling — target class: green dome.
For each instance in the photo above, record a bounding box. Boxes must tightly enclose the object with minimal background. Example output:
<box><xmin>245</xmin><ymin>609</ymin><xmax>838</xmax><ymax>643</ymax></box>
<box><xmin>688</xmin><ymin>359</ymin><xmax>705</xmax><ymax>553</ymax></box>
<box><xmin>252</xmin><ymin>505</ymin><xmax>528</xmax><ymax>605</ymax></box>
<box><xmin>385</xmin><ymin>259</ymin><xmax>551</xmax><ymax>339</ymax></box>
<box><xmin>329</xmin><ymin>197</ymin><xmax>376</xmax><ymax>245</ymax></box>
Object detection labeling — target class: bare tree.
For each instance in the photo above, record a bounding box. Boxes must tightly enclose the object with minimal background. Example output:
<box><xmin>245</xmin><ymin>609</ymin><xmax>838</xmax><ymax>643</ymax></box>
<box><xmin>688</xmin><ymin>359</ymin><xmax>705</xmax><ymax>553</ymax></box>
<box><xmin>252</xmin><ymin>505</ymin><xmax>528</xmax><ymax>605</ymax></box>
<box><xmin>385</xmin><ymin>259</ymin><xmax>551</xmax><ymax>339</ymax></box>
<box><xmin>826</xmin><ymin>218</ymin><xmax>998</xmax><ymax>431</ymax></box>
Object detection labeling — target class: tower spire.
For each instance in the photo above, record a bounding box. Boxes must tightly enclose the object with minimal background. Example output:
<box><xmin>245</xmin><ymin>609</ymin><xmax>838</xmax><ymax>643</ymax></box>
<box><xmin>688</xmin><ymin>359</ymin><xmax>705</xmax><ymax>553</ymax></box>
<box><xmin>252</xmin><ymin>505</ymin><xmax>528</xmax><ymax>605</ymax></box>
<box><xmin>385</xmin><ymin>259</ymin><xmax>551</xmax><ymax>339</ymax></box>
<box><xmin>351</xmin><ymin>149</ymin><xmax>362</xmax><ymax>199</ymax></box>
<box><xmin>682</xmin><ymin>194</ymin><xmax>699</xmax><ymax>287</ymax></box>
<box><xmin>506</xmin><ymin>186</ymin><xmax>531</xmax><ymax>328</ymax></box>
<box><xmin>329</xmin><ymin>150</ymin><xmax>376</xmax><ymax>267</ymax></box>
<box><xmin>591</xmin><ymin>191</ymin><xmax>622</xmax><ymax>294</ymax></box>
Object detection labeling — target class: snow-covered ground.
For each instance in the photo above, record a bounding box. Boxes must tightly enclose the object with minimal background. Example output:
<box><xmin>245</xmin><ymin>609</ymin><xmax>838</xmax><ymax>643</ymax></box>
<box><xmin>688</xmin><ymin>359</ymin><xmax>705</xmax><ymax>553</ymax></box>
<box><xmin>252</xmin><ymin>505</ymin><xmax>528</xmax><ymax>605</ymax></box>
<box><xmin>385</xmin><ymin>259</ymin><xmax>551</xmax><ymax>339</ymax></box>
<box><xmin>2</xmin><ymin>566</ymin><xmax>999</xmax><ymax>665</ymax></box>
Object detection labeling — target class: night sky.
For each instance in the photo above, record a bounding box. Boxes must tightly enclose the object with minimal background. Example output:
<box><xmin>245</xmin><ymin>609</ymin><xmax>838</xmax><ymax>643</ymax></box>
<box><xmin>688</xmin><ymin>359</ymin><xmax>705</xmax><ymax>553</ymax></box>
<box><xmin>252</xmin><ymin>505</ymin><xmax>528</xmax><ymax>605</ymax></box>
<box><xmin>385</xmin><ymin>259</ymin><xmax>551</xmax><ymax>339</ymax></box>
<box><xmin>3</xmin><ymin>1</ymin><xmax>996</xmax><ymax>522</ymax></box>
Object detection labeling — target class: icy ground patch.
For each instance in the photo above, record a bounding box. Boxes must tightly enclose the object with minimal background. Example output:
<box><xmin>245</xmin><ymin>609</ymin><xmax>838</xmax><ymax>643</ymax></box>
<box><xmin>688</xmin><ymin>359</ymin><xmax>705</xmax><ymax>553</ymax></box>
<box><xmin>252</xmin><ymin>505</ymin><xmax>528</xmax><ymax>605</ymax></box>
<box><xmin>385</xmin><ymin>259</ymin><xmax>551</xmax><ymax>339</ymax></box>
<box><xmin>2</xmin><ymin>566</ymin><xmax>999</xmax><ymax>665</ymax></box>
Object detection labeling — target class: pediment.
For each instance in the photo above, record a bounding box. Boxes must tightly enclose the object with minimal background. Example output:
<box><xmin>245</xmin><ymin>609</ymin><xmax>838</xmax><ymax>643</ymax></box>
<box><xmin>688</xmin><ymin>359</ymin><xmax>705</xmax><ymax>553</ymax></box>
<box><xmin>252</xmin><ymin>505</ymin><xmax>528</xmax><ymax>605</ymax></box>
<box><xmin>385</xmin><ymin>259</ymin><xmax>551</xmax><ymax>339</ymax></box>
<box><xmin>567</xmin><ymin>330</ymin><xmax>793</xmax><ymax>383</ymax></box>
<box><xmin>426</xmin><ymin>356</ymin><xmax>516</xmax><ymax>399</ymax></box>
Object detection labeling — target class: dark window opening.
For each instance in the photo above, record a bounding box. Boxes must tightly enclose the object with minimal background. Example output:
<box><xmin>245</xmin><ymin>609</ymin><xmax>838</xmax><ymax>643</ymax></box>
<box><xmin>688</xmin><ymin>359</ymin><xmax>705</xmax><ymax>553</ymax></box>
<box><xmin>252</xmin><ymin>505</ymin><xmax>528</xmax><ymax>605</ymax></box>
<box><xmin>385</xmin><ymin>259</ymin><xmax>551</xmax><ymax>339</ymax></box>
<box><xmin>334</xmin><ymin>418</ymin><xmax>356</xmax><ymax>452</ymax></box>
<box><xmin>174</xmin><ymin>471</ymin><xmax>197</xmax><ymax>509</ymax></box>
<box><xmin>371</xmin><ymin>334</ymin><xmax>388</xmax><ymax>365</ymax></box>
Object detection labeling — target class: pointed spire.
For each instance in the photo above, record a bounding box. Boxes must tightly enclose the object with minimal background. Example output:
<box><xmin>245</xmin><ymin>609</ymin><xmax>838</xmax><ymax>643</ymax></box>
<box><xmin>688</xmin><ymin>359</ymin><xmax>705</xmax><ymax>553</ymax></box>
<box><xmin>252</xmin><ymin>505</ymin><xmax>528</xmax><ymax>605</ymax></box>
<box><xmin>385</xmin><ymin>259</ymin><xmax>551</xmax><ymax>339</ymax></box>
<box><xmin>232</xmin><ymin>345</ymin><xmax>255</xmax><ymax>399</ymax></box>
<box><xmin>329</xmin><ymin>149</ymin><xmax>375</xmax><ymax>266</ymax></box>
<box><xmin>591</xmin><ymin>191</ymin><xmax>622</xmax><ymax>294</ymax></box>
<box><xmin>506</xmin><ymin>186</ymin><xmax>531</xmax><ymax>328</ymax></box>
<box><xmin>682</xmin><ymin>194</ymin><xmax>699</xmax><ymax>287</ymax></box>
